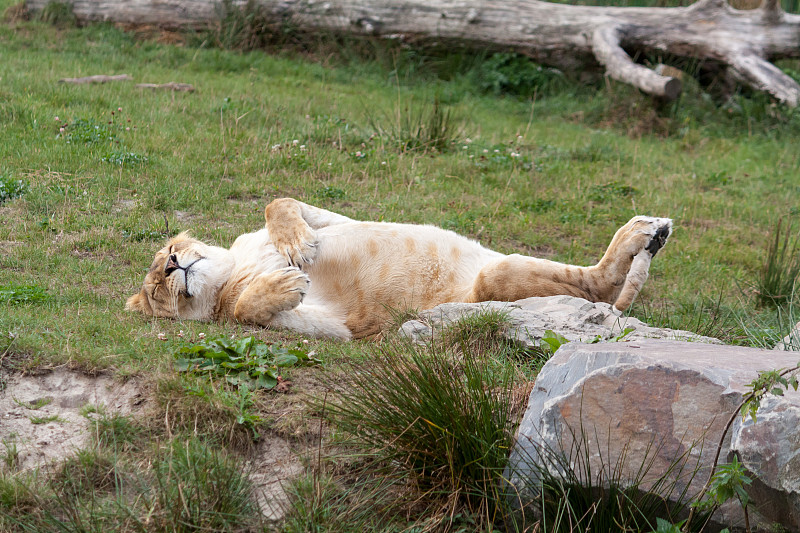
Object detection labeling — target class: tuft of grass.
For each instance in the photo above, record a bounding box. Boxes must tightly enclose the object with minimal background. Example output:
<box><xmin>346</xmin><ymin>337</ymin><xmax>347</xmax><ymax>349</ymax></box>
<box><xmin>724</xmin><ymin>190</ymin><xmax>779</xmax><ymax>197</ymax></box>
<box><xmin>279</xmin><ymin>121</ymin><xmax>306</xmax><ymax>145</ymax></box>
<box><xmin>89</xmin><ymin>413</ymin><xmax>143</xmax><ymax>449</ymax></box>
<box><xmin>152</xmin><ymin>438</ymin><xmax>261</xmax><ymax>531</ymax></box>
<box><xmin>12</xmin><ymin>396</ymin><xmax>53</xmax><ymax>410</ymax></box>
<box><xmin>324</xmin><ymin>337</ymin><xmax>519</xmax><ymax>516</ymax></box>
<box><xmin>368</xmin><ymin>97</ymin><xmax>465</xmax><ymax>153</ymax></box>
<box><xmin>1</xmin><ymin>439</ymin><xmax>20</xmax><ymax>472</ymax></box>
<box><xmin>35</xmin><ymin>0</ymin><xmax>76</xmax><ymax>27</ymax></box>
<box><xmin>29</xmin><ymin>414</ymin><xmax>63</xmax><ymax>425</ymax></box>
<box><xmin>211</xmin><ymin>0</ymin><xmax>289</xmax><ymax>51</ymax></box>
<box><xmin>754</xmin><ymin>218</ymin><xmax>800</xmax><ymax>308</ymax></box>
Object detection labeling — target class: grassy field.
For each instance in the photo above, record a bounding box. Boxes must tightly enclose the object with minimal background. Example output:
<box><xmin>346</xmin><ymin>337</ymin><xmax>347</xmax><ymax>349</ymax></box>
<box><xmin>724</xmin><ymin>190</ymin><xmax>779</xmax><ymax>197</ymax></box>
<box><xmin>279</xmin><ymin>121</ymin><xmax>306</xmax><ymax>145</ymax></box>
<box><xmin>1</xmin><ymin>0</ymin><xmax>800</xmax><ymax>530</ymax></box>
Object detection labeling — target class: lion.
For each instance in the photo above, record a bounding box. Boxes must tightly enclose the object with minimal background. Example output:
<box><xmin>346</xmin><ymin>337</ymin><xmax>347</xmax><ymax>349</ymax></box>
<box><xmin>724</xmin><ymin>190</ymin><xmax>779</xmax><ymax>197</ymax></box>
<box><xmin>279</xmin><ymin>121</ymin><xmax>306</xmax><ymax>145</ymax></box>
<box><xmin>126</xmin><ymin>198</ymin><xmax>672</xmax><ymax>339</ymax></box>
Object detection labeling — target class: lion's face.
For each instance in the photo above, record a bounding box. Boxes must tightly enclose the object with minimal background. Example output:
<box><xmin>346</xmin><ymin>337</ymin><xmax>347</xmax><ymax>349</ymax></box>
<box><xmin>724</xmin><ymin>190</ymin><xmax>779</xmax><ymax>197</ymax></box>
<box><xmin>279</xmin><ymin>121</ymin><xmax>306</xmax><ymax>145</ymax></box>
<box><xmin>126</xmin><ymin>232</ymin><xmax>235</xmax><ymax>321</ymax></box>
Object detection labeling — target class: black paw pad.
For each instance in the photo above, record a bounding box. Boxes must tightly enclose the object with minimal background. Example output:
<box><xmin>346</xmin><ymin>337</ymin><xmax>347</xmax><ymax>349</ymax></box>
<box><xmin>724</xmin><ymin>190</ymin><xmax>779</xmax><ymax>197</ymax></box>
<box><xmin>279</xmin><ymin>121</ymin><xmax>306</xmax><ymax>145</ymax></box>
<box><xmin>646</xmin><ymin>225</ymin><xmax>670</xmax><ymax>256</ymax></box>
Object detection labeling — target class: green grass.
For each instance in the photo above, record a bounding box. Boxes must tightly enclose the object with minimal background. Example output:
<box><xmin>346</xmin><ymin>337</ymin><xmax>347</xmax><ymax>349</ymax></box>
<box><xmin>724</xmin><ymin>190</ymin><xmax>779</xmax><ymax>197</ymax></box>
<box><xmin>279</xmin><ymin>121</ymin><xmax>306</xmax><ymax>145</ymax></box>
<box><xmin>2</xmin><ymin>1</ymin><xmax>800</xmax><ymax>530</ymax></box>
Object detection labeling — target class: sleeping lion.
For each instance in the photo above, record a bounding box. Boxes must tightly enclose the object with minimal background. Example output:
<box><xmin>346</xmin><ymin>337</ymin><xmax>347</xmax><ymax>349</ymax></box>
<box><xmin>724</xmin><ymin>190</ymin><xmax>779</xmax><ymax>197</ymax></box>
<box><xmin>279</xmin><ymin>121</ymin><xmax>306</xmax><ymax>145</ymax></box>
<box><xmin>126</xmin><ymin>198</ymin><xmax>672</xmax><ymax>339</ymax></box>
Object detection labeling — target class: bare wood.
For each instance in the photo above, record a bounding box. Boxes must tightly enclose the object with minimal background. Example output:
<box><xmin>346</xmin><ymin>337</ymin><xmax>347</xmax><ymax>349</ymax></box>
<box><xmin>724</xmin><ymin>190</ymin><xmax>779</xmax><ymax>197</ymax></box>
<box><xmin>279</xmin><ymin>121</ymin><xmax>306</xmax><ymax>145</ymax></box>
<box><xmin>58</xmin><ymin>74</ymin><xmax>133</xmax><ymax>84</ymax></box>
<box><xmin>135</xmin><ymin>82</ymin><xmax>196</xmax><ymax>92</ymax></box>
<box><xmin>28</xmin><ymin>0</ymin><xmax>800</xmax><ymax>105</ymax></box>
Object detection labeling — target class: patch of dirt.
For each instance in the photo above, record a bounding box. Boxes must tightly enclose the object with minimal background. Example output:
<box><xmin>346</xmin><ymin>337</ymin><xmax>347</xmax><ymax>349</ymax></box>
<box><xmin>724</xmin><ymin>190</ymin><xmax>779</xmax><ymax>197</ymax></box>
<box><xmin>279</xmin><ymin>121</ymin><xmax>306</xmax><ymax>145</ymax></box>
<box><xmin>248</xmin><ymin>436</ymin><xmax>305</xmax><ymax>521</ymax></box>
<box><xmin>0</xmin><ymin>369</ymin><xmax>144</xmax><ymax>471</ymax></box>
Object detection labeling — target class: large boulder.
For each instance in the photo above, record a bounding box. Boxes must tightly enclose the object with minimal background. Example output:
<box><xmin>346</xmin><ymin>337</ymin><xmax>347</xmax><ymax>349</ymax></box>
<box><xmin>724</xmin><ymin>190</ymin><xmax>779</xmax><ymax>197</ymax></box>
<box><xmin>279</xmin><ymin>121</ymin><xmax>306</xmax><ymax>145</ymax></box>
<box><xmin>507</xmin><ymin>341</ymin><xmax>800</xmax><ymax>532</ymax></box>
<box><xmin>400</xmin><ymin>296</ymin><xmax>720</xmax><ymax>347</ymax></box>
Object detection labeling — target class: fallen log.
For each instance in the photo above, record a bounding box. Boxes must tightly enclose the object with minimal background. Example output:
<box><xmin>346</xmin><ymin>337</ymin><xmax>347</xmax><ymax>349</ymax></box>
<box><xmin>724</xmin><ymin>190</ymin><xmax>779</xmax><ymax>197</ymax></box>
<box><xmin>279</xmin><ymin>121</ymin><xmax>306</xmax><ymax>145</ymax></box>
<box><xmin>26</xmin><ymin>0</ymin><xmax>800</xmax><ymax>105</ymax></box>
<box><xmin>135</xmin><ymin>82</ymin><xmax>196</xmax><ymax>92</ymax></box>
<box><xmin>58</xmin><ymin>74</ymin><xmax>133</xmax><ymax>84</ymax></box>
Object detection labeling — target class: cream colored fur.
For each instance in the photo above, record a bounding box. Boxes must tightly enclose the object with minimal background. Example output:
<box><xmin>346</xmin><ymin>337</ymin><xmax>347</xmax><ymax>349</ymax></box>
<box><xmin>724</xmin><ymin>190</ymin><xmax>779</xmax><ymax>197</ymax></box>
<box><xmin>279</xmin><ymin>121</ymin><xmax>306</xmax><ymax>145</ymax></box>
<box><xmin>126</xmin><ymin>198</ymin><xmax>672</xmax><ymax>339</ymax></box>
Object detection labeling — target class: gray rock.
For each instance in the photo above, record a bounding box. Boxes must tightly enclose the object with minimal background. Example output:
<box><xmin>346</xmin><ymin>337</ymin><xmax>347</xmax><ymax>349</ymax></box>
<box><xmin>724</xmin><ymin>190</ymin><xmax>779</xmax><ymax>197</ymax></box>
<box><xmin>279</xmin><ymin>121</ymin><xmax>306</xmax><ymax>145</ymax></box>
<box><xmin>773</xmin><ymin>321</ymin><xmax>800</xmax><ymax>351</ymax></box>
<box><xmin>400</xmin><ymin>296</ymin><xmax>720</xmax><ymax>347</ymax></box>
<box><xmin>508</xmin><ymin>340</ymin><xmax>800</xmax><ymax>532</ymax></box>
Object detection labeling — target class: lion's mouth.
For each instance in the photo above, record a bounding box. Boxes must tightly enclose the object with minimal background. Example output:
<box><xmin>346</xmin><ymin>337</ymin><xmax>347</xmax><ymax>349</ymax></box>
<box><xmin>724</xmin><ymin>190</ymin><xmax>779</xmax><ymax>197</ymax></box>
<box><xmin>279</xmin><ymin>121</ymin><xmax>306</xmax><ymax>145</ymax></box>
<box><xmin>165</xmin><ymin>255</ymin><xmax>203</xmax><ymax>298</ymax></box>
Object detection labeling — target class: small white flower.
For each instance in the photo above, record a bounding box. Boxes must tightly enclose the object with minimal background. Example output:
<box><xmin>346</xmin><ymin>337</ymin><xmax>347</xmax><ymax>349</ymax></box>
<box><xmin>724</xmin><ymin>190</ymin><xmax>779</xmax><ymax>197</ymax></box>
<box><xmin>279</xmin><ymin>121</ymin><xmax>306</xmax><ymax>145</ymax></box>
<box><xmin>381</xmin><ymin>161</ymin><xmax>386</xmax><ymax>165</ymax></box>
<box><xmin>305</xmin><ymin>114</ymin><xmax>310</xmax><ymax>119</ymax></box>
<box><xmin>308</xmin><ymin>350</ymin><xmax>317</xmax><ymax>357</ymax></box>
<box><xmin>517</xmin><ymin>135</ymin><xmax>523</xmax><ymax>141</ymax></box>
<box><xmin>462</xmin><ymin>145</ymin><xmax>468</xmax><ymax>150</ymax></box>
<box><xmin>157</xmin><ymin>333</ymin><xmax>167</xmax><ymax>341</ymax></box>
<box><xmin>355</xmin><ymin>151</ymin><xmax>363</xmax><ymax>157</ymax></box>
<box><xmin>271</xmin><ymin>144</ymin><xmax>281</xmax><ymax>151</ymax></box>
<box><xmin>59</xmin><ymin>127</ymin><xmax>65</xmax><ymax>134</ymax></box>
<box><xmin>125</xmin><ymin>127</ymin><xmax>130</xmax><ymax>131</ymax></box>
<box><xmin>54</xmin><ymin>116</ymin><xmax>60</xmax><ymax>121</ymax></box>
<box><xmin>483</xmin><ymin>149</ymin><xmax>489</xmax><ymax>154</ymax></box>
<box><xmin>300</xmin><ymin>145</ymin><xmax>306</xmax><ymax>151</ymax></box>
<box><xmin>292</xmin><ymin>139</ymin><xmax>299</xmax><ymax>146</ymax></box>
<box><xmin>494</xmin><ymin>149</ymin><xmax>500</xmax><ymax>153</ymax></box>
<box><xmin>178</xmin><ymin>330</ymin><xmax>184</xmax><ymax>338</ymax></box>
<box><xmin>465</xmin><ymin>138</ymin><xmax>472</xmax><ymax>143</ymax></box>
<box><xmin>198</xmin><ymin>332</ymin><xmax>206</xmax><ymax>340</ymax></box>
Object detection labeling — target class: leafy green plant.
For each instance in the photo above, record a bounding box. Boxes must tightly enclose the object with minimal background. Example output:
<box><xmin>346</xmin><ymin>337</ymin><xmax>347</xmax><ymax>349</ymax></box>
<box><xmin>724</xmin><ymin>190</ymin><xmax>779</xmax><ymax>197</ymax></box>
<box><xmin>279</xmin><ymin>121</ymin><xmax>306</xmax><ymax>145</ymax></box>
<box><xmin>754</xmin><ymin>218</ymin><xmax>800</xmax><ymax>308</ymax></box>
<box><xmin>540</xmin><ymin>329</ymin><xmax>569</xmax><ymax>354</ymax></box>
<box><xmin>101</xmin><ymin>150</ymin><xmax>148</xmax><ymax>166</ymax></box>
<box><xmin>475</xmin><ymin>52</ymin><xmax>565</xmax><ymax>97</ymax></box>
<box><xmin>692</xmin><ymin>456</ymin><xmax>752</xmax><ymax>529</ymax></box>
<box><xmin>61</xmin><ymin>118</ymin><xmax>118</xmax><ymax>145</ymax></box>
<box><xmin>316</xmin><ymin>185</ymin><xmax>346</xmax><ymax>200</ymax></box>
<box><xmin>174</xmin><ymin>335</ymin><xmax>320</xmax><ymax>391</ymax></box>
<box><xmin>0</xmin><ymin>284</ymin><xmax>50</xmax><ymax>305</ymax></box>
<box><xmin>0</xmin><ymin>173</ymin><xmax>26</xmax><ymax>204</ymax></box>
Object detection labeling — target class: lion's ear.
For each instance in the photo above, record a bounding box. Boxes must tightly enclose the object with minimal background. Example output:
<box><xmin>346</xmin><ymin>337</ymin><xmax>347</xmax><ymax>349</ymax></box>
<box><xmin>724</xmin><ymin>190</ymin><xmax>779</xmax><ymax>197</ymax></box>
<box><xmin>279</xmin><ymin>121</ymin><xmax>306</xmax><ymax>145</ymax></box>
<box><xmin>125</xmin><ymin>290</ymin><xmax>152</xmax><ymax>315</ymax></box>
<box><xmin>167</xmin><ymin>231</ymin><xmax>192</xmax><ymax>246</ymax></box>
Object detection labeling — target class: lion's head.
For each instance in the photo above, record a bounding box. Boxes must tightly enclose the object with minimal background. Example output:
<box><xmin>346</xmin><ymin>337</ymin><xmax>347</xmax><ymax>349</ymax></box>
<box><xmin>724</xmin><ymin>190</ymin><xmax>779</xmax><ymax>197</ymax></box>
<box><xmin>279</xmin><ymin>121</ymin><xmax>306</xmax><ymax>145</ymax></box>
<box><xmin>126</xmin><ymin>232</ymin><xmax>234</xmax><ymax>321</ymax></box>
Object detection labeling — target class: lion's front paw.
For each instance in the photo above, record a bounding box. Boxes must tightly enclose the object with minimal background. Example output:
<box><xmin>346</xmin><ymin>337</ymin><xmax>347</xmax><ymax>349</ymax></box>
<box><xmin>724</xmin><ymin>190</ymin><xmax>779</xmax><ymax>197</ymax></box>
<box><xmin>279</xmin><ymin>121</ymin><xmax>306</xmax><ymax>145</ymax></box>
<box><xmin>266</xmin><ymin>267</ymin><xmax>311</xmax><ymax>312</ymax></box>
<box><xmin>234</xmin><ymin>267</ymin><xmax>311</xmax><ymax>324</ymax></box>
<box><xmin>274</xmin><ymin>227</ymin><xmax>319</xmax><ymax>269</ymax></box>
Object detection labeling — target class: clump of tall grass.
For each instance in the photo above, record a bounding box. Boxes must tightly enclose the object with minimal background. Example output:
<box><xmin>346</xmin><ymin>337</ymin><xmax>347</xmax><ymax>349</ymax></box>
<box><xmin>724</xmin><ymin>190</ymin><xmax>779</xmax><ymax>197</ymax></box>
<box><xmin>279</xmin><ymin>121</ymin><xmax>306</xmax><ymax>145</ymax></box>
<box><xmin>367</xmin><ymin>97</ymin><xmax>465</xmax><ymax>153</ymax></box>
<box><xmin>212</xmin><ymin>0</ymin><xmax>296</xmax><ymax>51</ymax></box>
<box><xmin>152</xmin><ymin>438</ymin><xmax>260</xmax><ymax>531</ymax></box>
<box><xmin>323</xmin><ymin>335</ymin><xmax>519</xmax><ymax>521</ymax></box>
<box><xmin>754</xmin><ymin>218</ymin><xmax>800</xmax><ymax>308</ymax></box>
<box><xmin>35</xmin><ymin>1</ymin><xmax>76</xmax><ymax>27</ymax></box>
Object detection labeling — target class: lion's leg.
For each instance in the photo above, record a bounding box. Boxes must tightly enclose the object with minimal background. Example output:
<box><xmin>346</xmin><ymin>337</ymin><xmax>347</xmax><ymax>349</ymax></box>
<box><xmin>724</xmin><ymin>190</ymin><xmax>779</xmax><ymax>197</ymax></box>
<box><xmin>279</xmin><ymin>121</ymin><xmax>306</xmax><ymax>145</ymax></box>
<box><xmin>465</xmin><ymin>255</ymin><xmax>598</xmax><ymax>303</ymax></box>
<box><xmin>595</xmin><ymin>216</ymin><xmax>672</xmax><ymax>311</ymax></box>
<box><xmin>264</xmin><ymin>198</ymin><xmax>355</xmax><ymax>267</ymax></box>
<box><xmin>465</xmin><ymin>216</ymin><xmax>672</xmax><ymax>311</ymax></box>
<box><xmin>233</xmin><ymin>267</ymin><xmax>310</xmax><ymax>325</ymax></box>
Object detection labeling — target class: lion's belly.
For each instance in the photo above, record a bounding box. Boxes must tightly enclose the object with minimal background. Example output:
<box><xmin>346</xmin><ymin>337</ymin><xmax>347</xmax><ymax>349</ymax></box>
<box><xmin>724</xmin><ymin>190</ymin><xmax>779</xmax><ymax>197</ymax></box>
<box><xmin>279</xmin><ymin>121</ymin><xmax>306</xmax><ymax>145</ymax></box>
<box><xmin>304</xmin><ymin>222</ymin><xmax>500</xmax><ymax>337</ymax></box>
